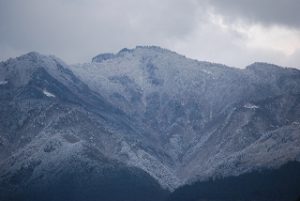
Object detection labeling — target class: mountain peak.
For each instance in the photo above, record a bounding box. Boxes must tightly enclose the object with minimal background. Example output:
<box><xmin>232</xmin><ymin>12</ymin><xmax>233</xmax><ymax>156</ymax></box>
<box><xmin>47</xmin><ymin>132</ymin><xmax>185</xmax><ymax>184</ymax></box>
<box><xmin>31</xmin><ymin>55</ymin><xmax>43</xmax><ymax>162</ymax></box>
<box><xmin>15</xmin><ymin>51</ymin><xmax>45</xmax><ymax>62</ymax></box>
<box><xmin>0</xmin><ymin>52</ymin><xmax>73</xmax><ymax>88</ymax></box>
<box><xmin>92</xmin><ymin>46</ymin><xmax>178</xmax><ymax>63</ymax></box>
<box><xmin>118</xmin><ymin>45</ymin><xmax>167</xmax><ymax>53</ymax></box>
<box><xmin>245</xmin><ymin>62</ymin><xmax>300</xmax><ymax>78</ymax></box>
<box><xmin>23</xmin><ymin>51</ymin><xmax>41</xmax><ymax>57</ymax></box>
<box><xmin>92</xmin><ymin>53</ymin><xmax>116</xmax><ymax>63</ymax></box>
<box><xmin>133</xmin><ymin>45</ymin><xmax>176</xmax><ymax>55</ymax></box>
<box><xmin>246</xmin><ymin>62</ymin><xmax>285</xmax><ymax>71</ymax></box>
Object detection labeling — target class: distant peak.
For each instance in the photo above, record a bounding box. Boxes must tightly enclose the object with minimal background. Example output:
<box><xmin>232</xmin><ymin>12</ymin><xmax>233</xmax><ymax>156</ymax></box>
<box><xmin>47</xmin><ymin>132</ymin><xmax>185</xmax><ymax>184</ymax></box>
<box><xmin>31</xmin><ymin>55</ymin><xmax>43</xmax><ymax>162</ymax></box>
<box><xmin>135</xmin><ymin>45</ymin><xmax>174</xmax><ymax>54</ymax></box>
<box><xmin>3</xmin><ymin>51</ymin><xmax>68</xmax><ymax>74</ymax></box>
<box><xmin>16</xmin><ymin>51</ymin><xmax>42</xmax><ymax>60</ymax></box>
<box><xmin>247</xmin><ymin>62</ymin><xmax>281</xmax><ymax>68</ymax></box>
<box><xmin>92</xmin><ymin>46</ymin><xmax>174</xmax><ymax>63</ymax></box>
<box><xmin>26</xmin><ymin>51</ymin><xmax>41</xmax><ymax>56</ymax></box>
<box><xmin>118</xmin><ymin>48</ymin><xmax>134</xmax><ymax>54</ymax></box>
<box><xmin>136</xmin><ymin>45</ymin><xmax>164</xmax><ymax>50</ymax></box>
<box><xmin>14</xmin><ymin>52</ymin><xmax>66</xmax><ymax>66</ymax></box>
<box><xmin>119</xmin><ymin>45</ymin><xmax>164</xmax><ymax>52</ymax></box>
<box><xmin>13</xmin><ymin>51</ymin><xmax>56</xmax><ymax>65</ymax></box>
<box><xmin>246</xmin><ymin>62</ymin><xmax>286</xmax><ymax>73</ymax></box>
<box><xmin>92</xmin><ymin>53</ymin><xmax>116</xmax><ymax>63</ymax></box>
<box><xmin>117</xmin><ymin>46</ymin><xmax>167</xmax><ymax>55</ymax></box>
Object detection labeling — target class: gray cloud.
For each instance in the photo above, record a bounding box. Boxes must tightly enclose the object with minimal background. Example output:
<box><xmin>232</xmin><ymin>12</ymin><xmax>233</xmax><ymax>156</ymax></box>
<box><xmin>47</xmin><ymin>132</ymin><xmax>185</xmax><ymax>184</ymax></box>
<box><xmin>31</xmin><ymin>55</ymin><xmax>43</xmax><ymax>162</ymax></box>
<box><xmin>0</xmin><ymin>0</ymin><xmax>299</xmax><ymax>68</ymax></box>
<box><xmin>167</xmin><ymin>19</ymin><xmax>293</xmax><ymax>68</ymax></box>
<box><xmin>204</xmin><ymin>0</ymin><xmax>300</xmax><ymax>28</ymax></box>
<box><xmin>0</xmin><ymin>0</ymin><xmax>203</xmax><ymax>62</ymax></box>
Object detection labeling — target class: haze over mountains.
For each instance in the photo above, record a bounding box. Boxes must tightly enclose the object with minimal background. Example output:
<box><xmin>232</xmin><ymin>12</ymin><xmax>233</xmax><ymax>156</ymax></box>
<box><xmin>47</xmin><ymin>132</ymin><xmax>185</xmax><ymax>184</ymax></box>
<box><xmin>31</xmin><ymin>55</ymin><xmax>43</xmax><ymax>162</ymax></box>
<box><xmin>0</xmin><ymin>46</ymin><xmax>300</xmax><ymax>201</ymax></box>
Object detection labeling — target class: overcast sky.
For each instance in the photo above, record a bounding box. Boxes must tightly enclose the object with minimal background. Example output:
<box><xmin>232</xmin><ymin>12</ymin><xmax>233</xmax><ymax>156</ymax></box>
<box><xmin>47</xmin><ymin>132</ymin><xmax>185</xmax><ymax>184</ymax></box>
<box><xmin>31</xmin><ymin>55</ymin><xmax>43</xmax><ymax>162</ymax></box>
<box><xmin>1</xmin><ymin>0</ymin><xmax>300</xmax><ymax>68</ymax></box>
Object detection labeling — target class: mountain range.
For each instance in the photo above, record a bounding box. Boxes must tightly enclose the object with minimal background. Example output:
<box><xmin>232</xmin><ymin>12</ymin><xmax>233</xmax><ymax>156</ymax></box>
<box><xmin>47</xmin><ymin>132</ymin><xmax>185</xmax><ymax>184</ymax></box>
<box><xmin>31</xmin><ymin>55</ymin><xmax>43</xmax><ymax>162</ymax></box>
<box><xmin>0</xmin><ymin>46</ymin><xmax>300</xmax><ymax>201</ymax></box>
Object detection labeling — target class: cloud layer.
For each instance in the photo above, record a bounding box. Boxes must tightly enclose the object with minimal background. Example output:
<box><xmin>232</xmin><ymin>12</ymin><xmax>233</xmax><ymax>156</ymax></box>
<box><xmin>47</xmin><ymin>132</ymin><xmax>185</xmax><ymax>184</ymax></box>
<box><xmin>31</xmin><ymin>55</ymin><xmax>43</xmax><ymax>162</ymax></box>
<box><xmin>0</xmin><ymin>0</ymin><xmax>299</xmax><ymax>68</ymax></box>
<box><xmin>205</xmin><ymin>0</ymin><xmax>300</xmax><ymax>28</ymax></box>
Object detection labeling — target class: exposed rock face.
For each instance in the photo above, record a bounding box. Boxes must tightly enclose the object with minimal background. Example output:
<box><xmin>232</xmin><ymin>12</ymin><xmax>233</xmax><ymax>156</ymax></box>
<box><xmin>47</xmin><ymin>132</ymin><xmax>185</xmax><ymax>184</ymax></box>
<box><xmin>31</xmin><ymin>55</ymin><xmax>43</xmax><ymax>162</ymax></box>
<box><xmin>0</xmin><ymin>47</ymin><xmax>300</xmax><ymax>198</ymax></box>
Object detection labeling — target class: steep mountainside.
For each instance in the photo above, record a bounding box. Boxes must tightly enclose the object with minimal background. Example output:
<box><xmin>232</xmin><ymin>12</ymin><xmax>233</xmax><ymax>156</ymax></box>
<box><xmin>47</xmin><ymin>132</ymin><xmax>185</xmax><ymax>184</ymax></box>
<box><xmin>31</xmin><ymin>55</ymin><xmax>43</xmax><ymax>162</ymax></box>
<box><xmin>0</xmin><ymin>46</ymin><xmax>300</xmax><ymax>200</ymax></box>
<box><xmin>0</xmin><ymin>52</ymin><xmax>168</xmax><ymax>201</ymax></box>
<box><xmin>72</xmin><ymin>46</ymin><xmax>300</xmax><ymax>186</ymax></box>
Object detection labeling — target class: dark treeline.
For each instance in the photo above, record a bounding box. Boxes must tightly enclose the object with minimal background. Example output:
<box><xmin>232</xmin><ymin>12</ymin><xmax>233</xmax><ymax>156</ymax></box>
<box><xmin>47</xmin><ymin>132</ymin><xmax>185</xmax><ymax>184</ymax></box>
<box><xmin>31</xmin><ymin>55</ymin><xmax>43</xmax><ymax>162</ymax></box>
<box><xmin>167</xmin><ymin>161</ymin><xmax>300</xmax><ymax>201</ymax></box>
<box><xmin>0</xmin><ymin>166</ymin><xmax>169</xmax><ymax>201</ymax></box>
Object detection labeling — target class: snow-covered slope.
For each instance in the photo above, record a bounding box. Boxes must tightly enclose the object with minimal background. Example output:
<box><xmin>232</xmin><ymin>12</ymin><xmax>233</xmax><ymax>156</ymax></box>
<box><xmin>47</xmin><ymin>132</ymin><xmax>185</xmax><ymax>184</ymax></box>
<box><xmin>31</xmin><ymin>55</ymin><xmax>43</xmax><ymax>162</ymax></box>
<box><xmin>0</xmin><ymin>51</ymin><xmax>185</xmax><ymax>193</ymax></box>
<box><xmin>1</xmin><ymin>47</ymin><xmax>300</xmax><ymax>199</ymax></box>
<box><xmin>72</xmin><ymin>46</ymin><xmax>300</xmax><ymax>185</ymax></box>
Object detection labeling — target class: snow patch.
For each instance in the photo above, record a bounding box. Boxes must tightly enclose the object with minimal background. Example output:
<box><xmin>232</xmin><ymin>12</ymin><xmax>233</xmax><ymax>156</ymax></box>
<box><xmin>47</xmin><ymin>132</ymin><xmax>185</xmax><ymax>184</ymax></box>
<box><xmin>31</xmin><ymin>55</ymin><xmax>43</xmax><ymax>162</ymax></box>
<box><xmin>243</xmin><ymin>103</ymin><xmax>259</xmax><ymax>109</ymax></box>
<box><xmin>0</xmin><ymin>80</ymin><xmax>8</xmax><ymax>85</ymax></box>
<box><xmin>201</xmin><ymin>69</ymin><xmax>213</xmax><ymax>75</ymax></box>
<box><xmin>43</xmin><ymin>89</ymin><xmax>56</xmax><ymax>97</ymax></box>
